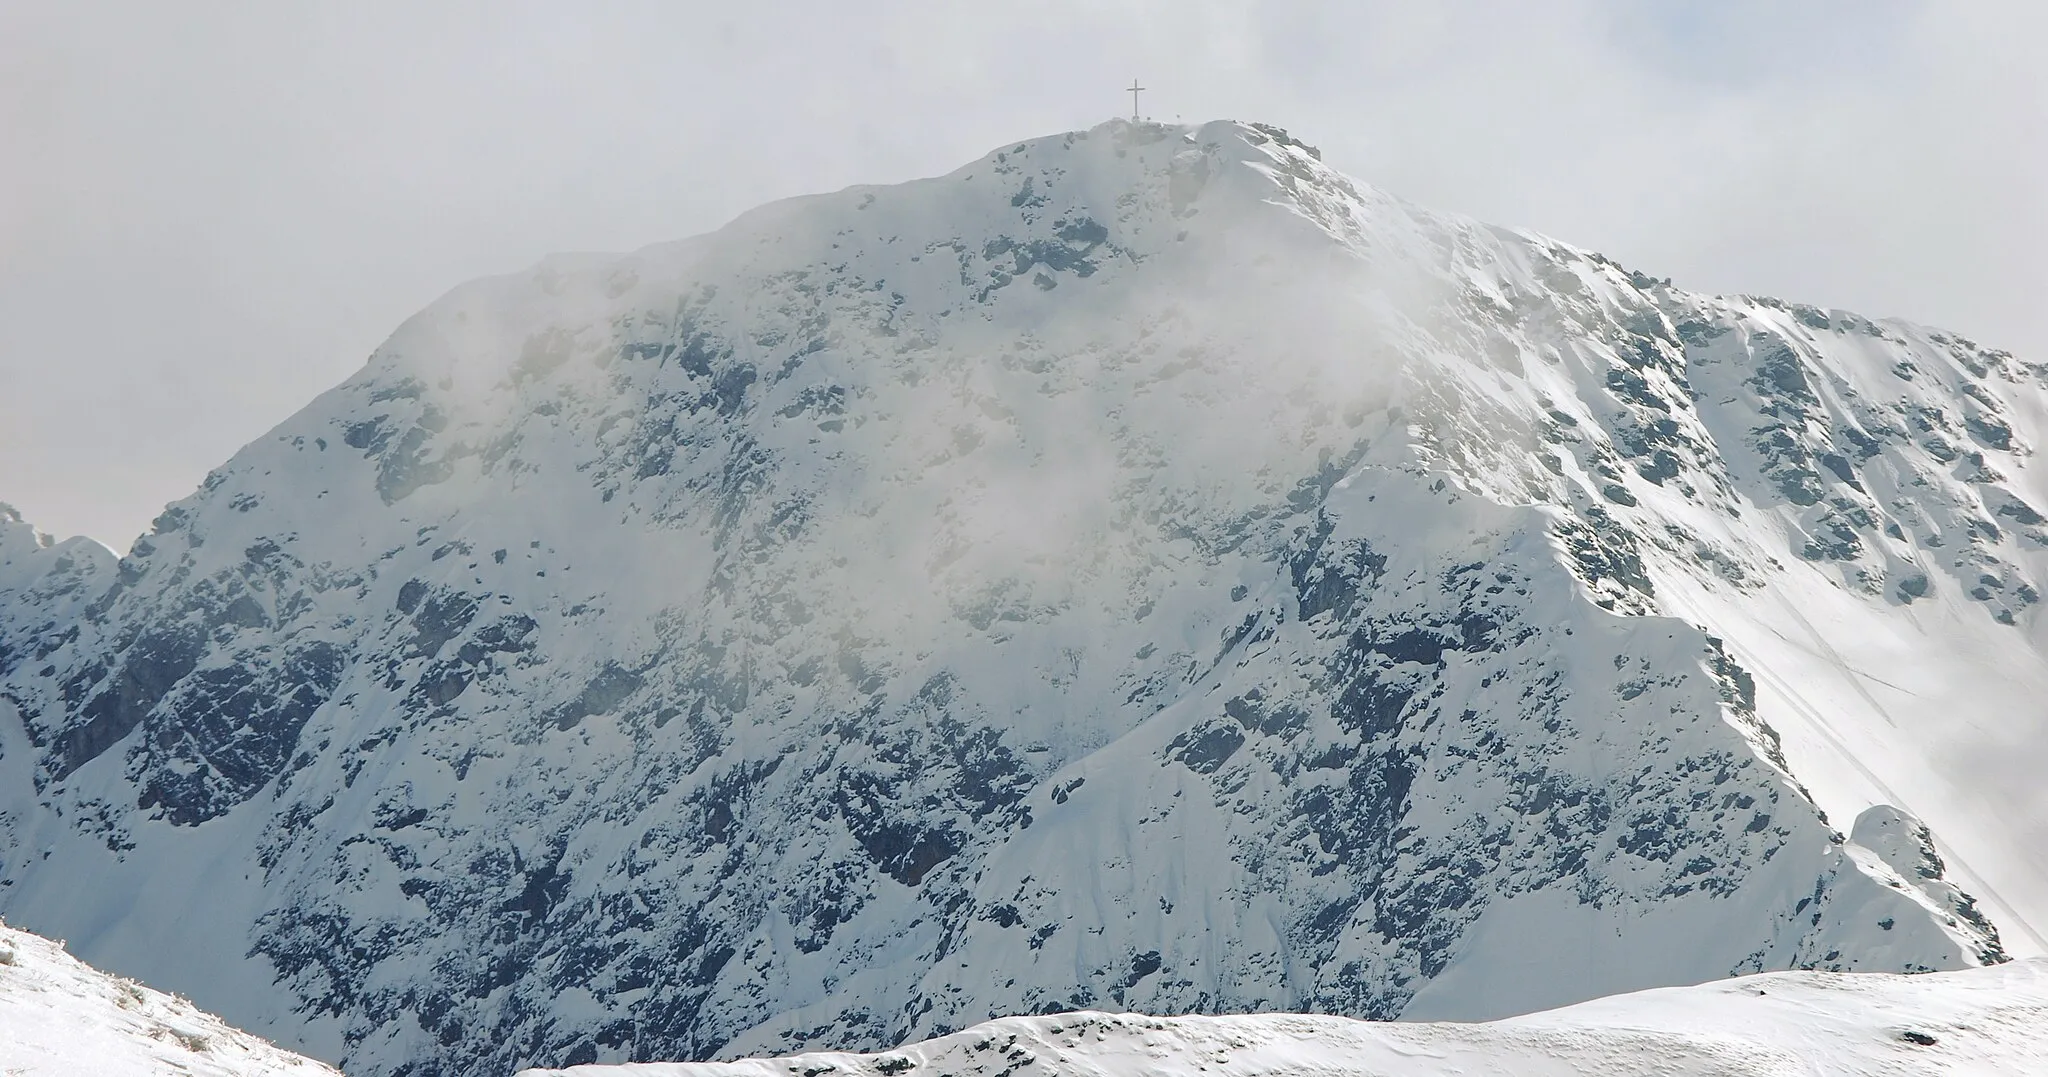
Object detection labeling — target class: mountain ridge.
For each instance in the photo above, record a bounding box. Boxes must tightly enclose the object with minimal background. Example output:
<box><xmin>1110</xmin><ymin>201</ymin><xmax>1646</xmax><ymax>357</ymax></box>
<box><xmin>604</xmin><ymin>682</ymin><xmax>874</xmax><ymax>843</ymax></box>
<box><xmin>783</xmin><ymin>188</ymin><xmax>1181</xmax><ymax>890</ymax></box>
<box><xmin>519</xmin><ymin>958</ymin><xmax>2048</xmax><ymax>1077</ymax></box>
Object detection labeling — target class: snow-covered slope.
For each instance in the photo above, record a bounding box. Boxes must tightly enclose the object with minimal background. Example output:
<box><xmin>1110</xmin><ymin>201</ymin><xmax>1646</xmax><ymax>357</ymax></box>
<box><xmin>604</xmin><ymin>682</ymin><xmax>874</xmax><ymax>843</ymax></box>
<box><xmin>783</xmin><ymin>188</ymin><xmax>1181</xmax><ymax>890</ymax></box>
<box><xmin>0</xmin><ymin>916</ymin><xmax>340</xmax><ymax>1077</ymax></box>
<box><xmin>521</xmin><ymin>959</ymin><xmax>2048</xmax><ymax>1077</ymax></box>
<box><xmin>1</xmin><ymin>118</ymin><xmax>2043</xmax><ymax>1076</ymax></box>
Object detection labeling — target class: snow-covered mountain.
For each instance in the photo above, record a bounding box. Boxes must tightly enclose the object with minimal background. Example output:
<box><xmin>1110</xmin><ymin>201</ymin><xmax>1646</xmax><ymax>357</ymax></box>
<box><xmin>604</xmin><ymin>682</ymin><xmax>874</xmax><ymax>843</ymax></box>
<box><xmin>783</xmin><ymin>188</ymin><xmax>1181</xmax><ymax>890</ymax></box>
<box><xmin>0</xmin><ymin>915</ymin><xmax>341</xmax><ymax>1076</ymax></box>
<box><xmin>3</xmin><ymin>118</ymin><xmax>2045</xmax><ymax>1077</ymax></box>
<box><xmin>521</xmin><ymin>958</ymin><xmax>2048</xmax><ymax>1077</ymax></box>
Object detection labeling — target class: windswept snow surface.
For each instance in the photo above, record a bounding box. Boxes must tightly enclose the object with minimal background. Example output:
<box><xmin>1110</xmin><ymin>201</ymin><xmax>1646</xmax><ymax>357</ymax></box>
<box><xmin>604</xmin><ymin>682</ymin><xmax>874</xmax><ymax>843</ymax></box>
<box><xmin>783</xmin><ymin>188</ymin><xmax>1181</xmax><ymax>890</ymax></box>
<box><xmin>522</xmin><ymin>959</ymin><xmax>2048</xmax><ymax>1077</ymax></box>
<box><xmin>2</xmin><ymin>118</ymin><xmax>2045</xmax><ymax>1076</ymax></box>
<box><xmin>0</xmin><ymin>917</ymin><xmax>340</xmax><ymax>1077</ymax></box>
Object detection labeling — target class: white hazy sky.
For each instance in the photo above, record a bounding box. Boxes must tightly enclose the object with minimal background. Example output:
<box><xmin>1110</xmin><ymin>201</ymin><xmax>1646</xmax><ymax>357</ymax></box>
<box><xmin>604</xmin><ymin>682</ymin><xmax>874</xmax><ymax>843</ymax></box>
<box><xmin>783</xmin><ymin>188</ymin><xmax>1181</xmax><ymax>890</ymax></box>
<box><xmin>3</xmin><ymin>1</ymin><xmax>2044</xmax><ymax>549</ymax></box>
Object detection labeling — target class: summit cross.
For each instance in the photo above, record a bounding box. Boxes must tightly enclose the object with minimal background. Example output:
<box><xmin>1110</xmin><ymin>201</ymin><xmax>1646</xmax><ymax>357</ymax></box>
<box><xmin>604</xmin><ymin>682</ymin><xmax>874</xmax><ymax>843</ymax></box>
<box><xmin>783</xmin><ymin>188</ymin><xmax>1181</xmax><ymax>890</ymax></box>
<box><xmin>1127</xmin><ymin>79</ymin><xmax>1145</xmax><ymax>121</ymax></box>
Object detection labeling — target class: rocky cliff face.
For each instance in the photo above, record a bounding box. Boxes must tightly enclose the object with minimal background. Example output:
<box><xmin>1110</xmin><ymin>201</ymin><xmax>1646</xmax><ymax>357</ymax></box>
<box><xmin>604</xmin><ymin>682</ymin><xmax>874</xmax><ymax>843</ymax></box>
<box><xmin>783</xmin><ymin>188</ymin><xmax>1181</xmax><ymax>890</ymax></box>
<box><xmin>0</xmin><ymin>119</ymin><xmax>2038</xmax><ymax>1077</ymax></box>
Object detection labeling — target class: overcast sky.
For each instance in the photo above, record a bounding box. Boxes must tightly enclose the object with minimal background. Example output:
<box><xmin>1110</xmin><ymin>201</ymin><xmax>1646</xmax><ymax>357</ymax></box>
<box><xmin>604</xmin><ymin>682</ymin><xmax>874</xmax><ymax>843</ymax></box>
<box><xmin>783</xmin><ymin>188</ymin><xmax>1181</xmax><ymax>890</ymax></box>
<box><xmin>3</xmin><ymin>1</ymin><xmax>2044</xmax><ymax>549</ymax></box>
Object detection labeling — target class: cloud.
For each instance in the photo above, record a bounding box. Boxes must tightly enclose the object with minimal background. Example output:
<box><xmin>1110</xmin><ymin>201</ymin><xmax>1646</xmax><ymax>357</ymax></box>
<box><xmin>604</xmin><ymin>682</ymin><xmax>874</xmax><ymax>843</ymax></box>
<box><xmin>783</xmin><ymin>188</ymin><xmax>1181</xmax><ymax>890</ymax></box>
<box><xmin>2</xmin><ymin>1</ymin><xmax>2042</xmax><ymax>548</ymax></box>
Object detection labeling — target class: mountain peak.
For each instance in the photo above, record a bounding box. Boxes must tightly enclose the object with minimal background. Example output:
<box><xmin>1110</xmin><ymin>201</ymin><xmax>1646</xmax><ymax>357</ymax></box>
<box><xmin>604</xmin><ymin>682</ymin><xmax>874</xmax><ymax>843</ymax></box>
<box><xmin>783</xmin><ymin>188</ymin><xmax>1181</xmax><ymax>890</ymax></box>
<box><xmin>1</xmin><ymin>117</ymin><xmax>2044</xmax><ymax>1077</ymax></box>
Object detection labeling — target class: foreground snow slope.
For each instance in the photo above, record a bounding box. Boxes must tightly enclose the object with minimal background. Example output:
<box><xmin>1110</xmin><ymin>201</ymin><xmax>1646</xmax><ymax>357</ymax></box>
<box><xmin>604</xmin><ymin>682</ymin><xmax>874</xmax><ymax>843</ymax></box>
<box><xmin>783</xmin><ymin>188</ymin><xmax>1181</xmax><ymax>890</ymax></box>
<box><xmin>0</xmin><ymin>916</ymin><xmax>340</xmax><ymax>1077</ymax></box>
<box><xmin>2</xmin><ymin>118</ymin><xmax>2043</xmax><ymax>1075</ymax></box>
<box><xmin>525</xmin><ymin>959</ymin><xmax>2048</xmax><ymax>1077</ymax></box>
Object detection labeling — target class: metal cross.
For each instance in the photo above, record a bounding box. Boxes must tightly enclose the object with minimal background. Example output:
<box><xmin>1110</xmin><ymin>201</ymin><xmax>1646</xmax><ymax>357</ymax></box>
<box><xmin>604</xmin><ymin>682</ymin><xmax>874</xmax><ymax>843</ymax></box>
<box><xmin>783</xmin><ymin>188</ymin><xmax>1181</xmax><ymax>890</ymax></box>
<box><xmin>1127</xmin><ymin>79</ymin><xmax>1146</xmax><ymax>121</ymax></box>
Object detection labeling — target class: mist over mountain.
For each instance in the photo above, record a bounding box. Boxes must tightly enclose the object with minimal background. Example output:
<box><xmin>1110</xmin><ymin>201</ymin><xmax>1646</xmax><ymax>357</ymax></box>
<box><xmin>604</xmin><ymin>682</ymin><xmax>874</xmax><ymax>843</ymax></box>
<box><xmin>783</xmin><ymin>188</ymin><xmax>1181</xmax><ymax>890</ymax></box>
<box><xmin>2</xmin><ymin>118</ymin><xmax>2044</xmax><ymax>1076</ymax></box>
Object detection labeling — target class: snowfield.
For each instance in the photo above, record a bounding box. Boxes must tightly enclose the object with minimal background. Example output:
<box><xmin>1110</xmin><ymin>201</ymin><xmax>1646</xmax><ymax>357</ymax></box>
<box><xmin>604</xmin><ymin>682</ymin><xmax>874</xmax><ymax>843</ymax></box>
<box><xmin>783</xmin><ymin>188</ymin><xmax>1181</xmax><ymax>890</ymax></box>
<box><xmin>4</xmin><ymin>118</ymin><xmax>2048</xmax><ymax>1076</ymax></box>
<box><xmin>0</xmin><ymin>917</ymin><xmax>339</xmax><ymax>1076</ymax></box>
<box><xmin>522</xmin><ymin>959</ymin><xmax>2048</xmax><ymax>1077</ymax></box>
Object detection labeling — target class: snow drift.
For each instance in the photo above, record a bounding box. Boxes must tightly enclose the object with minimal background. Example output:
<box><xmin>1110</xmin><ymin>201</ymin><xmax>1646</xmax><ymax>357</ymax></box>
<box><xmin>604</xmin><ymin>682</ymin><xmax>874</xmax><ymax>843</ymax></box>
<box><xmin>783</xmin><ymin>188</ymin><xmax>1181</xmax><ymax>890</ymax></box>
<box><xmin>0</xmin><ymin>916</ymin><xmax>339</xmax><ymax>1077</ymax></box>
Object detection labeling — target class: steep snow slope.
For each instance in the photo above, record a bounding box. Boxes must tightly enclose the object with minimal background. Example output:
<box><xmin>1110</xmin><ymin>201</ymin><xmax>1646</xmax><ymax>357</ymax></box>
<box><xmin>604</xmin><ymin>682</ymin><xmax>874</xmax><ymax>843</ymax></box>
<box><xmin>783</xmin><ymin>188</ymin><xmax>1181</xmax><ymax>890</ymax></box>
<box><xmin>0</xmin><ymin>916</ymin><xmax>340</xmax><ymax>1076</ymax></box>
<box><xmin>522</xmin><ymin>959</ymin><xmax>2048</xmax><ymax>1077</ymax></box>
<box><xmin>0</xmin><ymin>119</ymin><xmax>2041</xmax><ymax>1076</ymax></box>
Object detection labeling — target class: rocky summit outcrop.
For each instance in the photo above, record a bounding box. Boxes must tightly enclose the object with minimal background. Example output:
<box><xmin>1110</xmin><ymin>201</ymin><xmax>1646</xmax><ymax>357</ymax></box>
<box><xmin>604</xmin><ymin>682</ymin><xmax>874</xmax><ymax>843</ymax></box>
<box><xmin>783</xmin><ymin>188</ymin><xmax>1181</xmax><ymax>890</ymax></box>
<box><xmin>1</xmin><ymin>119</ymin><xmax>2041</xmax><ymax>1077</ymax></box>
